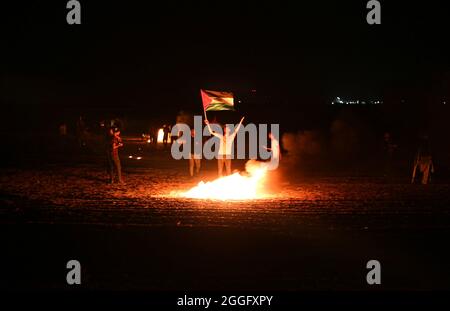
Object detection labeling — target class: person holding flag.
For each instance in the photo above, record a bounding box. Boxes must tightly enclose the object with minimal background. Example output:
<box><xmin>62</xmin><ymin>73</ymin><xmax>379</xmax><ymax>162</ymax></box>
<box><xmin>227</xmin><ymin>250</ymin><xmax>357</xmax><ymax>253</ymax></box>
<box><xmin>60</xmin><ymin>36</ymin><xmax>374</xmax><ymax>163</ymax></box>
<box><xmin>201</xmin><ymin>89</ymin><xmax>245</xmax><ymax>177</ymax></box>
<box><xmin>205</xmin><ymin>117</ymin><xmax>245</xmax><ymax>177</ymax></box>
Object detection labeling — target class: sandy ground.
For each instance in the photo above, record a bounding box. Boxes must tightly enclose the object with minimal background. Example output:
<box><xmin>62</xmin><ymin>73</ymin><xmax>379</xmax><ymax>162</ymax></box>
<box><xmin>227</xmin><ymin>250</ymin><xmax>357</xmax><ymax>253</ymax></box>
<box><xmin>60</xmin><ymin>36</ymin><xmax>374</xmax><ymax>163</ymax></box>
<box><xmin>1</xmin><ymin>150</ymin><xmax>450</xmax><ymax>291</ymax></box>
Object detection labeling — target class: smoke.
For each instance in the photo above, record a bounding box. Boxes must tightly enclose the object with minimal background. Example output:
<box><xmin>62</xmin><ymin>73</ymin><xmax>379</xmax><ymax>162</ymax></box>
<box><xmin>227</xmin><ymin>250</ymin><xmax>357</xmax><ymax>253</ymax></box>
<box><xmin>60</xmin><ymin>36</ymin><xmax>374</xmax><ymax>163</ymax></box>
<box><xmin>282</xmin><ymin>131</ymin><xmax>323</xmax><ymax>160</ymax></box>
<box><xmin>280</xmin><ymin>110</ymin><xmax>375</xmax><ymax>175</ymax></box>
<box><xmin>281</xmin><ymin>130</ymin><xmax>325</xmax><ymax>175</ymax></box>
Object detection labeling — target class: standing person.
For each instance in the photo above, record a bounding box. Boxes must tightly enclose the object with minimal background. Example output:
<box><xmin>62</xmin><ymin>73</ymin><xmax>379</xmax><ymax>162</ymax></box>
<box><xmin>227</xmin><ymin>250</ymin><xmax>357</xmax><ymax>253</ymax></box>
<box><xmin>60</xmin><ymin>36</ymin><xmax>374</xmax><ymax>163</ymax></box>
<box><xmin>411</xmin><ymin>134</ymin><xmax>434</xmax><ymax>184</ymax></box>
<box><xmin>163</xmin><ymin>124</ymin><xmax>170</xmax><ymax>147</ymax></box>
<box><xmin>107</xmin><ymin>126</ymin><xmax>124</xmax><ymax>184</ymax></box>
<box><xmin>262</xmin><ymin>132</ymin><xmax>281</xmax><ymax>170</ymax></box>
<box><xmin>174</xmin><ymin>129</ymin><xmax>202</xmax><ymax>177</ymax></box>
<box><xmin>188</xmin><ymin>129</ymin><xmax>202</xmax><ymax>177</ymax></box>
<box><xmin>104</xmin><ymin>126</ymin><xmax>114</xmax><ymax>181</ymax></box>
<box><xmin>205</xmin><ymin>117</ymin><xmax>245</xmax><ymax>177</ymax></box>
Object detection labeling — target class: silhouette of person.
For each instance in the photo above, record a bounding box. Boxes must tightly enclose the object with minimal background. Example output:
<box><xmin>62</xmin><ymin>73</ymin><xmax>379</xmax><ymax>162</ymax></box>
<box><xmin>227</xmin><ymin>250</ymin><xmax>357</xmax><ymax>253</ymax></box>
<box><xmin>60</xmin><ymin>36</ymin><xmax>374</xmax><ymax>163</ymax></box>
<box><xmin>188</xmin><ymin>129</ymin><xmax>202</xmax><ymax>177</ymax></box>
<box><xmin>107</xmin><ymin>127</ymin><xmax>124</xmax><ymax>184</ymax></box>
<box><xmin>205</xmin><ymin>117</ymin><xmax>245</xmax><ymax>177</ymax></box>
<box><xmin>163</xmin><ymin>124</ymin><xmax>170</xmax><ymax>146</ymax></box>
<box><xmin>412</xmin><ymin>134</ymin><xmax>434</xmax><ymax>184</ymax></box>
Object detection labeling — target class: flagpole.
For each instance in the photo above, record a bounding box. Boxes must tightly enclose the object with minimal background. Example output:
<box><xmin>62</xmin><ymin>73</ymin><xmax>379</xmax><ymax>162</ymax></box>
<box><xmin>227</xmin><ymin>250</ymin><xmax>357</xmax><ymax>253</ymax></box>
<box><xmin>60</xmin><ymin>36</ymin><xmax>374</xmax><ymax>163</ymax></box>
<box><xmin>201</xmin><ymin>89</ymin><xmax>208</xmax><ymax>121</ymax></box>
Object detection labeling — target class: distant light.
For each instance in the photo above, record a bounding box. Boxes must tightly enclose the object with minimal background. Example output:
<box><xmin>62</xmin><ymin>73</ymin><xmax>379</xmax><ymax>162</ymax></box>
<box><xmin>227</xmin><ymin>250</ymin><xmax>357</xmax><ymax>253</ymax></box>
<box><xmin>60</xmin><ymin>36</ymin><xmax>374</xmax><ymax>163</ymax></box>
<box><xmin>147</xmin><ymin>139</ymin><xmax>151</xmax><ymax>143</ymax></box>
<box><xmin>129</xmin><ymin>155</ymin><xmax>133</xmax><ymax>159</ymax></box>
<box><xmin>332</xmin><ymin>97</ymin><xmax>382</xmax><ymax>105</ymax></box>
<box><xmin>136</xmin><ymin>157</ymin><xmax>142</xmax><ymax>160</ymax></box>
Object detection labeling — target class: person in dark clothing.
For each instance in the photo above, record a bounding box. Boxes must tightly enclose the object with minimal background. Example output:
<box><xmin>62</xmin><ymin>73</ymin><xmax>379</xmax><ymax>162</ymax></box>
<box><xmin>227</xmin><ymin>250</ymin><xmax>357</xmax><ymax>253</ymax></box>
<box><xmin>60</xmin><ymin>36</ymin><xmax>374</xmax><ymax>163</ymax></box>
<box><xmin>163</xmin><ymin>124</ymin><xmax>170</xmax><ymax>146</ymax></box>
<box><xmin>106</xmin><ymin>127</ymin><xmax>124</xmax><ymax>184</ymax></box>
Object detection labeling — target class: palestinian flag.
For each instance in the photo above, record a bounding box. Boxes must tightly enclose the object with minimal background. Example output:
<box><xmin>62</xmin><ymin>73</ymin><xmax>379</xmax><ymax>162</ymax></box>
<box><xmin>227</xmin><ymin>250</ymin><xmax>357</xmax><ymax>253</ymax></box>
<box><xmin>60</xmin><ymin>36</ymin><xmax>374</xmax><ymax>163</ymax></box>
<box><xmin>200</xmin><ymin>89</ymin><xmax>235</xmax><ymax>111</ymax></box>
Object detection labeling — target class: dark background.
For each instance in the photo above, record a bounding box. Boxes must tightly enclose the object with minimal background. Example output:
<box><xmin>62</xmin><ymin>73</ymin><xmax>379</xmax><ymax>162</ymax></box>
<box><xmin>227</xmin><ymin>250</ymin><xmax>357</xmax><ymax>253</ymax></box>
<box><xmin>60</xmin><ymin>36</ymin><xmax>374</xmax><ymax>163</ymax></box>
<box><xmin>1</xmin><ymin>0</ymin><xmax>450</xmax><ymax>173</ymax></box>
<box><xmin>2</xmin><ymin>2</ymin><xmax>450</xmax><ymax>305</ymax></box>
<box><xmin>3</xmin><ymin>1</ymin><xmax>449</xmax><ymax>126</ymax></box>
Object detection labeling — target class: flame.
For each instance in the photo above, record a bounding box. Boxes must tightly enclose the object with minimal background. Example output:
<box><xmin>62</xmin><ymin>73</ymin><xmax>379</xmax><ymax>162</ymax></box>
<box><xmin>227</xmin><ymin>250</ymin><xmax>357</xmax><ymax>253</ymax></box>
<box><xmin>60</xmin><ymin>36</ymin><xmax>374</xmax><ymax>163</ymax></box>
<box><xmin>181</xmin><ymin>160</ymin><xmax>268</xmax><ymax>200</ymax></box>
<box><xmin>157</xmin><ymin>128</ymin><xmax>172</xmax><ymax>143</ymax></box>
<box><xmin>157</xmin><ymin>128</ymin><xmax>164</xmax><ymax>143</ymax></box>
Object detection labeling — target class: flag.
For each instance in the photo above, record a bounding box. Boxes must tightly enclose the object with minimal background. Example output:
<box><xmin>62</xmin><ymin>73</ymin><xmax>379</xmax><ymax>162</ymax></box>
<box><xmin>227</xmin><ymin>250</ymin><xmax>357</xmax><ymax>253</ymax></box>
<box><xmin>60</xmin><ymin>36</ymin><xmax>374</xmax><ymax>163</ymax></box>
<box><xmin>200</xmin><ymin>89</ymin><xmax>235</xmax><ymax>111</ymax></box>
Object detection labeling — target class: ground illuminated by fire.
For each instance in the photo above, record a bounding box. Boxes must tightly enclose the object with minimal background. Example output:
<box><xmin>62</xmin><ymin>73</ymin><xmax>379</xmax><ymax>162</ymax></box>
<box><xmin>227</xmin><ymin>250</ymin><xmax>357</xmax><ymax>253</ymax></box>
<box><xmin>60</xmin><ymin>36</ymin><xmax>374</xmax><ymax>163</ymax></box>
<box><xmin>3</xmin><ymin>161</ymin><xmax>450</xmax><ymax>291</ymax></box>
<box><xmin>176</xmin><ymin>160</ymin><xmax>273</xmax><ymax>200</ymax></box>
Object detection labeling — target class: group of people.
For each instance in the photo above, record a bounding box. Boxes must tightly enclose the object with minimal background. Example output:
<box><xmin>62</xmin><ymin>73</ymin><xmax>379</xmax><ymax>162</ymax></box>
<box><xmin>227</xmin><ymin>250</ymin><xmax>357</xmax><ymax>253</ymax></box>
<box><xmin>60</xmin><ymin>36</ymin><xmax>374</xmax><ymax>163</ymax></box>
<box><xmin>102</xmin><ymin>117</ymin><xmax>247</xmax><ymax>184</ymax></box>
<box><xmin>183</xmin><ymin>117</ymin><xmax>281</xmax><ymax>178</ymax></box>
<box><xmin>104</xmin><ymin>120</ymin><xmax>434</xmax><ymax>185</ymax></box>
<box><xmin>177</xmin><ymin>117</ymin><xmax>245</xmax><ymax>178</ymax></box>
<box><xmin>103</xmin><ymin>116</ymin><xmax>282</xmax><ymax>184</ymax></box>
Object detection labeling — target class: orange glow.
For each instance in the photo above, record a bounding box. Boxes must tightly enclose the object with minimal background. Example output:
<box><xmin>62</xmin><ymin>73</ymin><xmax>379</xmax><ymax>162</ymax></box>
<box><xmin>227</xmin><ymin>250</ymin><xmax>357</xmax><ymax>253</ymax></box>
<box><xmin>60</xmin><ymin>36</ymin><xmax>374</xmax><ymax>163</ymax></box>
<box><xmin>157</xmin><ymin>128</ymin><xmax>171</xmax><ymax>143</ymax></box>
<box><xmin>181</xmin><ymin>160</ymin><xmax>268</xmax><ymax>200</ymax></box>
<box><xmin>157</xmin><ymin>128</ymin><xmax>164</xmax><ymax>143</ymax></box>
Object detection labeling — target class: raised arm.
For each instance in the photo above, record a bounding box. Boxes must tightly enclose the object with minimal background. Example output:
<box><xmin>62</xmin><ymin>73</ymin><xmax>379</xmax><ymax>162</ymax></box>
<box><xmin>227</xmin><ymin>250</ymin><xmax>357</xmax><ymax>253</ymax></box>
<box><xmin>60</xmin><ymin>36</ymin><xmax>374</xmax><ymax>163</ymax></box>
<box><xmin>231</xmin><ymin>117</ymin><xmax>245</xmax><ymax>137</ymax></box>
<box><xmin>205</xmin><ymin>119</ymin><xmax>221</xmax><ymax>137</ymax></box>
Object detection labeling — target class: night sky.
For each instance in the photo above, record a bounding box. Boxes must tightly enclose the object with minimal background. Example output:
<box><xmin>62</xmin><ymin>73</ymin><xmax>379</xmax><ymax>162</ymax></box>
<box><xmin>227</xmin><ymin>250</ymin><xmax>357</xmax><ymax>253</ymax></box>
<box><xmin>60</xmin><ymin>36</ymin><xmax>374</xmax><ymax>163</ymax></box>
<box><xmin>2</xmin><ymin>1</ymin><xmax>450</xmax><ymax>131</ymax></box>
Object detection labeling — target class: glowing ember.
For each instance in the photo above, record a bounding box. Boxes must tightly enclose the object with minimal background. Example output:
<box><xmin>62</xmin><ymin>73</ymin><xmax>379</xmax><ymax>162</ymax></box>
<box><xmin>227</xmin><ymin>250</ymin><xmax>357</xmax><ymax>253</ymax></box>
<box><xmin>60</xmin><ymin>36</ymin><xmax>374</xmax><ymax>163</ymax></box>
<box><xmin>181</xmin><ymin>160</ymin><xmax>268</xmax><ymax>200</ymax></box>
